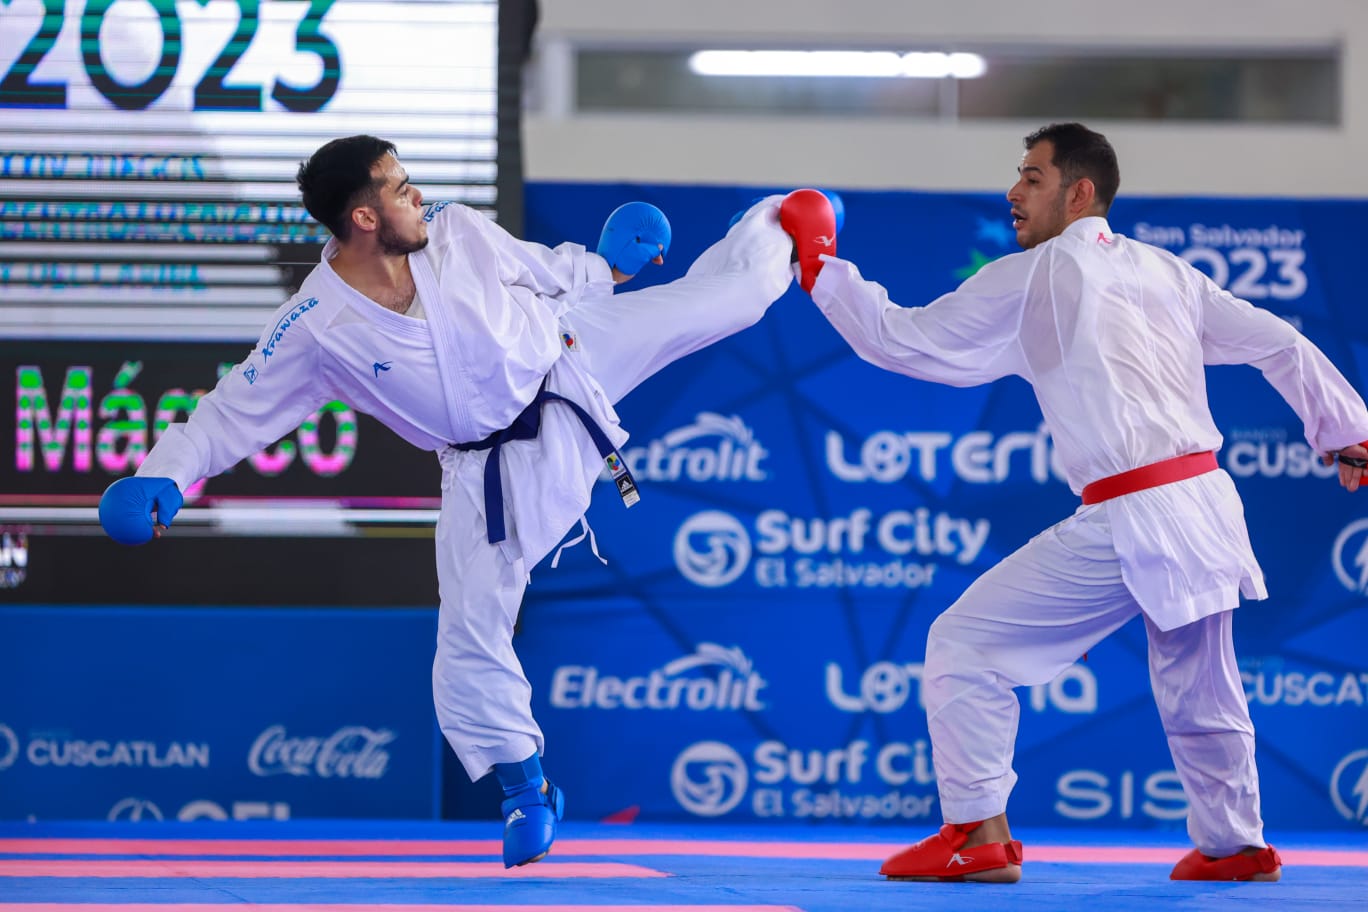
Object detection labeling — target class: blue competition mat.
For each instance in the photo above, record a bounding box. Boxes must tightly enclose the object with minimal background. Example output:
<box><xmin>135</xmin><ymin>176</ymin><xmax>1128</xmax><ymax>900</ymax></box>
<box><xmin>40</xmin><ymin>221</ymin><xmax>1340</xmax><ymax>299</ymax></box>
<box><xmin>0</xmin><ymin>819</ymin><xmax>1364</xmax><ymax>912</ymax></box>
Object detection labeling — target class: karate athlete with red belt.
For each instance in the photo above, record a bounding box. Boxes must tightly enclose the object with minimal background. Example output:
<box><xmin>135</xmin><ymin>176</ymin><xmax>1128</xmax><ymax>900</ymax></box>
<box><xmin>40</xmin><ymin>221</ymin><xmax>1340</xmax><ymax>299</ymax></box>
<box><xmin>780</xmin><ymin>123</ymin><xmax>1368</xmax><ymax>884</ymax></box>
<box><xmin>97</xmin><ymin>136</ymin><xmax>800</xmax><ymax>869</ymax></box>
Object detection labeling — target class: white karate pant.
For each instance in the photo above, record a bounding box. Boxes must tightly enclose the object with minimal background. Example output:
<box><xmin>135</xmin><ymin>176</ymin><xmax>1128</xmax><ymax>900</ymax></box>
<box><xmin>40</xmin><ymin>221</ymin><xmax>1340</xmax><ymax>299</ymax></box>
<box><xmin>434</xmin><ymin>198</ymin><xmax>794</xmax><ymax>782</ymax></box>
<box><xmin>925</xmin><ymin>503</ymin><xmax>1267</xmax><ymax>857</ymax></box>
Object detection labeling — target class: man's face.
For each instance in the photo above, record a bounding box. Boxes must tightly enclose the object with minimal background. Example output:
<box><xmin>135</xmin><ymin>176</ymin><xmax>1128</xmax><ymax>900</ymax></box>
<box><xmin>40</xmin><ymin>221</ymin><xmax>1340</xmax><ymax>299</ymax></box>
<box><xmin>1006</xmin><ymin>140</ymin><xmax>1069</xmax><ymax>250</ymax></box>
<box><xmin>370</xmin><ymin>153</ymin><xmax>428</xmax><ymax>255</ymax></box>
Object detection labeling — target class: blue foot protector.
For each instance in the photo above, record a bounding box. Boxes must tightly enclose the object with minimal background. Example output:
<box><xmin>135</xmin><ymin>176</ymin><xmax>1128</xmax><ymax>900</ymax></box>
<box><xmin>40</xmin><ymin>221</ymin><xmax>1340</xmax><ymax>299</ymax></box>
<box><xmin>494</xmin><ymin>754</ymin><xmax>566</xmax><ymax>868</ymax></box>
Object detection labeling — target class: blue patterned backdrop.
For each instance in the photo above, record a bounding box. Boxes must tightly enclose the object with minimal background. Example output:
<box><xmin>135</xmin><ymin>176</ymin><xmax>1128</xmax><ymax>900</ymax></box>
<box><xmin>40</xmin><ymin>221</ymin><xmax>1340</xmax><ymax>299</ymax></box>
<box><xmin>513</xmin><ymin>183</ymin><xmax>1368</xmax><ymax>833</ymax></box>
<box><xmin>3</xmin><ymin>185</ymin><xmax>1366</xmax><ymax>832</ymax></box>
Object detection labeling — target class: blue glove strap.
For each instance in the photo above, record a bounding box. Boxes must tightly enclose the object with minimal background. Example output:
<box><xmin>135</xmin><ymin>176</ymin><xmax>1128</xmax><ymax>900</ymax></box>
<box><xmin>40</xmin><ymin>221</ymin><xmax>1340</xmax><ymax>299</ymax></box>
<box><xmin>494</xmin><ymin>752</ymin><xmax>544</xmax><ymax>794</ymax></box>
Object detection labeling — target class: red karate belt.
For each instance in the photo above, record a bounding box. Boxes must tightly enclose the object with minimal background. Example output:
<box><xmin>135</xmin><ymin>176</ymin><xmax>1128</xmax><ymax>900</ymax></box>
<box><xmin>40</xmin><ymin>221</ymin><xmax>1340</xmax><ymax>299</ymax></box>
<box><xmin>1081</xmin><ymin>451</ymin><xmax>1218</xmax><ymax>505</ymax></box>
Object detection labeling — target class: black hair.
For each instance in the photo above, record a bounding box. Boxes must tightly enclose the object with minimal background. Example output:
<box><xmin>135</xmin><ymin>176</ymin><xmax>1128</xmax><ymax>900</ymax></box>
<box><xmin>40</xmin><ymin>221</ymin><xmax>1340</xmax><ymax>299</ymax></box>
<box><xmin>1023</xmin><ymin>123</ymin><xmax>1120</xmax><ymax>214</ymax></box>
<box><xmin>296</xmin><ymin>135</ymin><xmax>397</xmax><ymax>239</ymax></box>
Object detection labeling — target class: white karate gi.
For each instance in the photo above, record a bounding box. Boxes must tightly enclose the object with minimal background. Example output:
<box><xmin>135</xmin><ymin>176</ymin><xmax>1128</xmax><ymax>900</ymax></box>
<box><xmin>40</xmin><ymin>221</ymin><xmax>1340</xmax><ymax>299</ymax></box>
<box><xmin>811</xmin><ymin>215</ymin><xmax>1368</xmax><ymax>855</ymax></box>
<box><xmin>139</xmin><ymin>197</ymin><xmax>794</xmax><ymax>782</ymax></box>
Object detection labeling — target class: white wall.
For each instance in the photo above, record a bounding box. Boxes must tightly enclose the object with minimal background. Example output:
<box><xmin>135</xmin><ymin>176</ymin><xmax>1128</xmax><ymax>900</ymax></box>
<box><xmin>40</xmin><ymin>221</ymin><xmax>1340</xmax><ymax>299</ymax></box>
<box><xmin>524</xmin><ymin>0</ymin><xmax>1368</xmax><ymax>197</ymax></box>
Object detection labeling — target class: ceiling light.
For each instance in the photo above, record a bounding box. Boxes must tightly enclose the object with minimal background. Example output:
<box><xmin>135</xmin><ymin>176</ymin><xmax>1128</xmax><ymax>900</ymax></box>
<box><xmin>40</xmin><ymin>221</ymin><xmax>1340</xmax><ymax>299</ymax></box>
<box><xmin>688</xmin><ymin>50</ymin><xmax>986</xmax><ymax>79</ymax></box>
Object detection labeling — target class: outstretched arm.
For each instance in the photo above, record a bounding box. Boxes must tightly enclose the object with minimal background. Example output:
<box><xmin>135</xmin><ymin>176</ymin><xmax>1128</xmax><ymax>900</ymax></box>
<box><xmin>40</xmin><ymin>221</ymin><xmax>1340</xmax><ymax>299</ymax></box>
<box><xmin>1196</xmin><ymin>270</ymin><xmax>1368</xmax><ymax>489</ymax></box>
<box><xmin>100</xmin><ymin>299</ymin><xmax>332</xmax><ymax>544</ymax></box>
<box><xmin>809</xmin><ymin>251</ymin><xmax>1029</xmax><ymax>388</ymax></box>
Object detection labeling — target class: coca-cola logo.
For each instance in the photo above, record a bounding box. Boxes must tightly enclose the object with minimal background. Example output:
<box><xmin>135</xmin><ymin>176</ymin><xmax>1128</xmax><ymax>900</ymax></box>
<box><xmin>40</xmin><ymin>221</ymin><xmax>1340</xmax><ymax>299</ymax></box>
<box><xmin>247</xmin><ymin>725</ymin><xmax>395</xmax><ymax>779</ymax></box>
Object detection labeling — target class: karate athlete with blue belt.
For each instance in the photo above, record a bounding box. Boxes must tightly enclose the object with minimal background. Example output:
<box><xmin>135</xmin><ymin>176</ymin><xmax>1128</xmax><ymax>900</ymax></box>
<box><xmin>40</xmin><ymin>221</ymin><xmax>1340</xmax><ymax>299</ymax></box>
<box><xmin>98</xmin><ymin>135</ymin><xmax>806</xmax><ymax>868</ymax></box>
<box><xmin>782</xmin><ymin>122</ymin><xmax>1368</xmax><ymax>884</ymax></box>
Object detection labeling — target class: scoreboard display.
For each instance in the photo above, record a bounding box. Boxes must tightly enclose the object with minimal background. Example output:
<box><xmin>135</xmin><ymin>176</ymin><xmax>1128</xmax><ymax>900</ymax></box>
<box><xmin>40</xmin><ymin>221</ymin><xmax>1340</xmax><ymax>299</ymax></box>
<box><xmin>0</xmin><ymin>0</ymin><xmax>501</xmax><ymax>601</ymax></box>
<box><xmin>0</xmin><ymin>0</ymin><xmax>499</xmax><ymax>341</ymax></box>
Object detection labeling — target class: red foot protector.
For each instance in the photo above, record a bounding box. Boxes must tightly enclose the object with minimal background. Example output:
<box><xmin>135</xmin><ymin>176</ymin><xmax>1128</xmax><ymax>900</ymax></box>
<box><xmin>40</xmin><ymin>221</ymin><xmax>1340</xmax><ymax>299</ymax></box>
<box><xmin>1170</xmin><ymin>845</ymin><xmax>1282</xmax><ymax>881</ymax></box>
<box><xmin>779</xmin><ymin>189</ymin><xmax>837</xmax><ymax>292</ymax></box>
<box><xmin>879</xmin><ymin>821</ymin><xmax>1024</xmax><ymax>882</ymax></box>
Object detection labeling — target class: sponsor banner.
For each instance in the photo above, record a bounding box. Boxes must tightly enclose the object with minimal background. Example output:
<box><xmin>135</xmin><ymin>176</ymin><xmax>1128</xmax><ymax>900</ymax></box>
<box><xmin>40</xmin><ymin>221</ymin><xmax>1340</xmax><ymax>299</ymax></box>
<box><xmin>0</xmin><ymin>605</ymin><xmax>439</xmax><ymax>820</ymax></box>
<box><xmin>104</xmin><ymin>795</ymin><xmax>293</xmax><ymax>823</ymax></box>
<box><xmin>521</xmin><ymin>597</ymin><xmax>1163</xmax><ymax>825</ymax></box>
<box><xmin>514</xmin><ymin>183</ymin><xmax>1368</xmax><ymax>831</ymax></box>
<box><xmin>7</xmin><ymin>184</ymin><xmax>1365</xmax><ymax>831</ymax></box>
<box><xmin>0</xmin><ymin>340</ymin><xmax>443</xmax><ymax>605</ymax></box>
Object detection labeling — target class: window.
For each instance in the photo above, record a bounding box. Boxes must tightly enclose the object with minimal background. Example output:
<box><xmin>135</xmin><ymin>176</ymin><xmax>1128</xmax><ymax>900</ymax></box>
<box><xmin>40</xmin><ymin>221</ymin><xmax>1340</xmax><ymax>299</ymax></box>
<box><xmin>559</xmin><ymin>46</ymin><xmax>1339</xmax><ymax>124</ymax></box>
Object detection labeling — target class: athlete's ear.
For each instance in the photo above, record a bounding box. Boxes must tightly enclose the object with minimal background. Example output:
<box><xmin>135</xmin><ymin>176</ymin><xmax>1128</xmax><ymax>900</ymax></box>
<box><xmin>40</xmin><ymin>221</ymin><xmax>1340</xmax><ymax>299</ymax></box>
<box><xmin>350</xmin><ymin>204</ymin><xmax>378</xmax><ymax>235</ymax></box>
<box><xmin>1068</xmin><ymin>178</ymin><xmax>1097</xmax><ymax>217</ymax></box>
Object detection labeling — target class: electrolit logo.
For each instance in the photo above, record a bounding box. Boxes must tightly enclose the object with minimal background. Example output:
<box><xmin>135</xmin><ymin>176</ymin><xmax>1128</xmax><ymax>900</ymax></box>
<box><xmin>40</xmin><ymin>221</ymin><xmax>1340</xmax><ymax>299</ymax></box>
<box><xmin>550</xmin><ymin>643</ymin><xmax>767</xmax><ymax>711</ymax></box>
<box><xmin>621</xmin><ymin>413</ymin><xmax>768</xmax><ymax>482</ymax></box>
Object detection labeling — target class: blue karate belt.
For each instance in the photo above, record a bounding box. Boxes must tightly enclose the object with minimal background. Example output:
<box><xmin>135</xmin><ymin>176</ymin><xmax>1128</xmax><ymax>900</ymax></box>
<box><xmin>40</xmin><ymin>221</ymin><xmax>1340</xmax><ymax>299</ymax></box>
<box><xmin>452</xmin><ymin>381</ymin><xmax>626</xmax><ymax>545</ymax></box>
